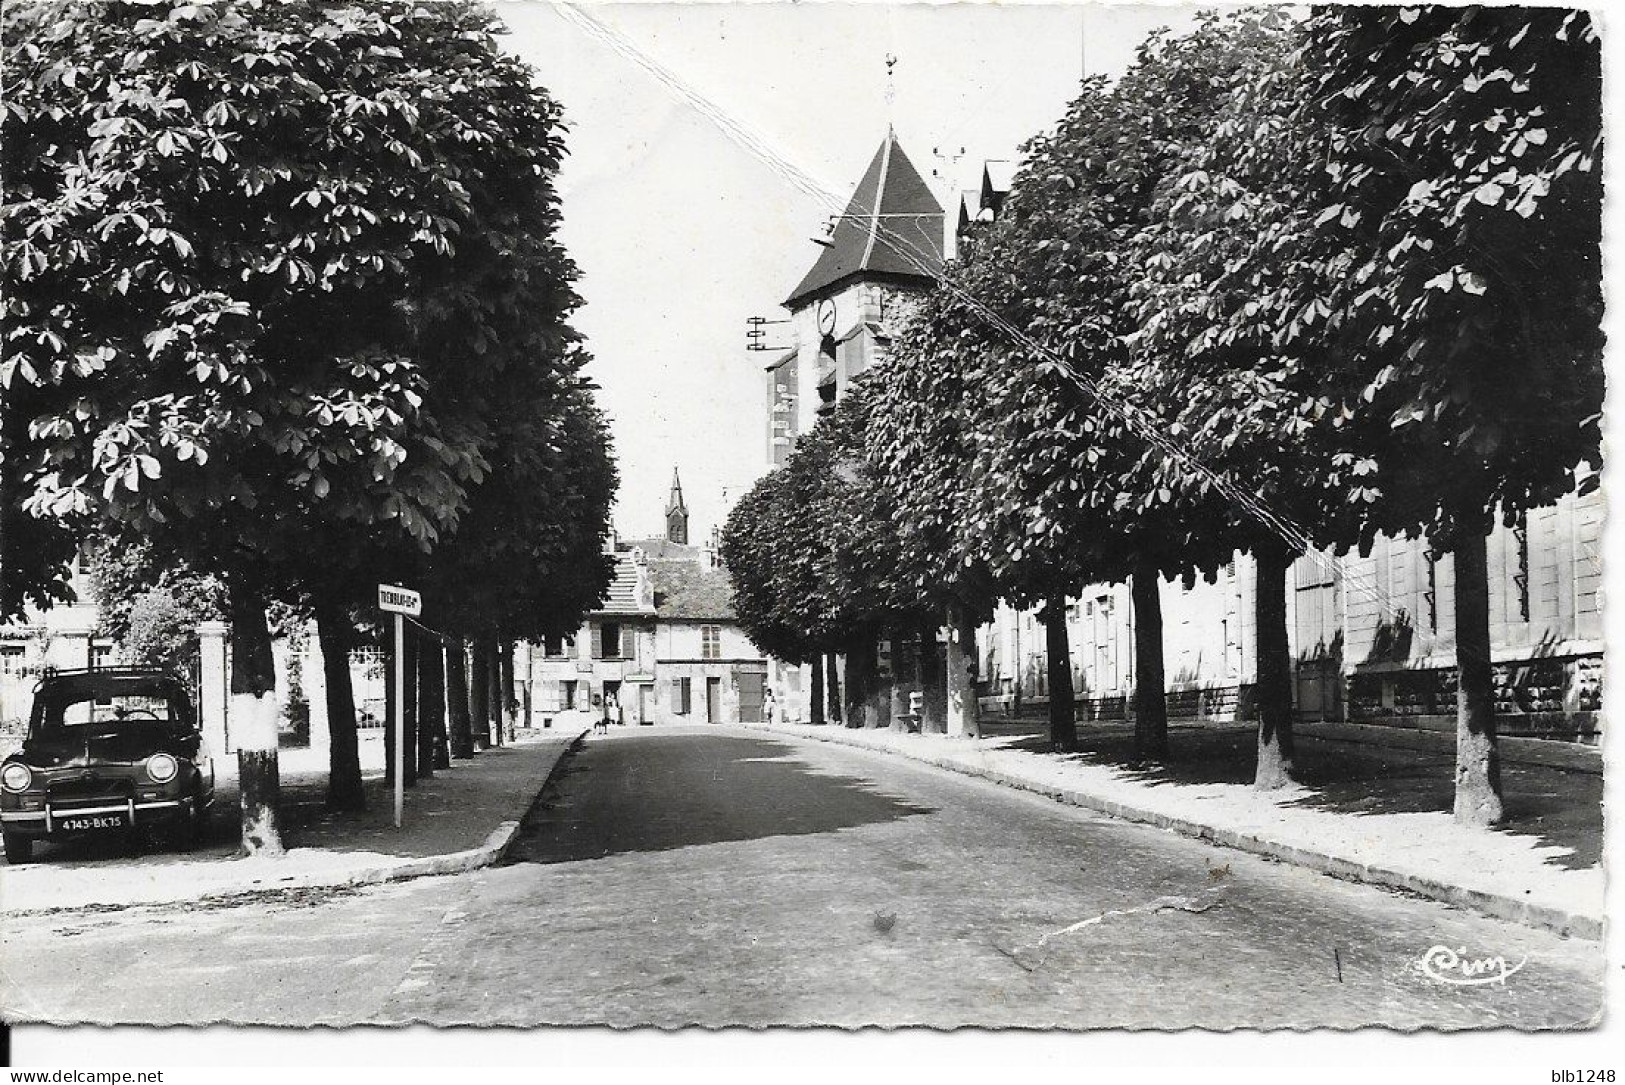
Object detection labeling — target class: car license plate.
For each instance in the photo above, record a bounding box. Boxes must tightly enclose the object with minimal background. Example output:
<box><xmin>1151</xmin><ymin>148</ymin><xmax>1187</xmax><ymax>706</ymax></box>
<box><xmin>56</xmin><ymin>812</ymin><xmax>130</xmax><ymax>832</ymax></box>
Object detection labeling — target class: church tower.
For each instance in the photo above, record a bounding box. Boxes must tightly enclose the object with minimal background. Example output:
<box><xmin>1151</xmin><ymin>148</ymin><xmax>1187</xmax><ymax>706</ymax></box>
<box><xmin>666</xmin><ymin>467</ymin><xmax>689</xmax><ymax>545</ymax></box>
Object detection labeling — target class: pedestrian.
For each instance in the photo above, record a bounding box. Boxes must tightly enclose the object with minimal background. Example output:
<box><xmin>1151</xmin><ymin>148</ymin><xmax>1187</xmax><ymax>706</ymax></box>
<box><xmin>763</xmin><ymin>688</ymin><xmax>778</xmax><ymax>725</ymax></box>
<box><xmin>614</xmin><ymin>691</ymin><xmax>626</xmax><ymax>726</ymax></box>
<box><xmin>593</xmin><ymin>693</ymin><xmax>609</xmax><ymax>735</ymax></box>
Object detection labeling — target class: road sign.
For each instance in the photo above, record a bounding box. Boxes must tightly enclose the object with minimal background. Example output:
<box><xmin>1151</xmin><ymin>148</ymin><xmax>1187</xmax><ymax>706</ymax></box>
<box><xmin>377</xmin><ymin>583</ymin><xmax>419</xmax><ymax>829</ymax></box>
<box><xmin>378</xmin><ymin>584</ymin><xmax>421</xmax><ymax>616</ymax></box>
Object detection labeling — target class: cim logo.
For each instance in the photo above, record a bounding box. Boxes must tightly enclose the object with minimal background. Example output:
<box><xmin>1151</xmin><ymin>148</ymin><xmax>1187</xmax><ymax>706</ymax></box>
<box><xmin>1417</xmin><ymin>944</ymin><xmax>1527</xmax><ymax>987</ymax></box>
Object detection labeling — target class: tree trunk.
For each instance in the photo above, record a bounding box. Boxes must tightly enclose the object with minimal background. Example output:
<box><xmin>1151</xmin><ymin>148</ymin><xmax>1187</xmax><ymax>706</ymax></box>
<box><xmin>1131</xmin><ymin>557</ymin><xmax>1168</xmax><ymax>762</ymax></box>
<box><xmin>446</xmin><ymin>641</ymin><xmax>474</xmax><ymax>758</ymax></box>
<box><xmin>1452</xmin><ymin>524</ymin><xmax>1505</xmax><ymax>826</ymax></box>
<box><xmin>865</xmin><ymin>633</ymin><xmax>891</xmax><ymax>730</ymax></box>
<box><xmin>316</xmin><ymin>606</ymin><xmax>365</xmax><ymax>811</ymax></box>
<box><xmin>487</xmin><ymin>641</ymin><xmax>504</xmax><ymax>746</ymax></box>
<box><xmin>417</xmin><ymin>636</ymin><xmax>443</xmax><ymax>780</ymax></box>
<box><xmin>945</xmin><ymin>602</ymin><xmax>980</xmax><ymax>739</ymax></box>
<box><xmin>843</xmin><ymin>638</ymin><xmax>867</xmax><ymax>728</ymax></box>
<box><xmin>1254</xmin><ymin>545</ymin><xmax>1296</xmax><ymax>789</ymax></box>
<box><xmin>431</xmin><ymin>641</ymin><xmax>452</xmax><ymax>770</ymax></box>
<box><xmin>917</xmin><ymin>618</ymin><xmax>946</xmax><ymax>734</ymax></box>
<box><xmin>382</xmin><ymin>635</ymin><xmax>396</xmax><ymax>785</ymax></box>
<box><xmin>825</xmin><ymin>652</ymin><xmax>843</xmax><ymax>725</ymax></box>
<box><xmin>521</xmin><ymin>642</ymin><xmax>535</xmax><ymax>735</ymax></box>
<box><xmin>500</xmin><ymin>639</ymin><xmax>516</xmax><ymax>742</ymax></box>
<box><xmin>469</xmin><ymin>639</ymin><xmax>491</xmax><ymax>751</ymax></box>
<box><xmin>1012</xmin><ymin>615</ymin><xmax>1024</xmax><ymax>717</ymax></box>
<box><xmin>400</xmin><ymin>630</ymin><xmax>418</xmax><ymax>787</ymax></box>
<box><xmin>888</xmin><ymin>628</ymin><xmax>910</xmax><ymax>732</ymax></box>
<box><xmin>809</xmin><ymin>655</ymin><xmax>826</xmax><ymax>725</ymax></box>
<box><xmin>1044</xmin><ymin>593</ymin><xmax>1077</xmax><ymax>752</ymax></box>
<box><xmin>228</xmin><ymin>578</ymin><xmax>283</xmax><ymax>856</ymax></box>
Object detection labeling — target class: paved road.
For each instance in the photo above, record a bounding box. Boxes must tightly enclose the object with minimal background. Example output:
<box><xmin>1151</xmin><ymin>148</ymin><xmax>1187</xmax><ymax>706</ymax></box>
<box><xmin>0</xmin><ymin>726</ymin><xmax>1602</xmax><ymax>1028</ymax></box>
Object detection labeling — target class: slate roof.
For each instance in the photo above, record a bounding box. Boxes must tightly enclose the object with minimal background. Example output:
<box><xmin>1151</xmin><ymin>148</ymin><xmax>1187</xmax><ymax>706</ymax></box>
<box><xmin>784</xmin><ymin>129</ymin><xmax>944</xmax><ymax>310</ymax></box>
<box><xmin>648</xmin><ymin>560</ymin><xmax>737</xmax><ymax>622</ymax></box>
<box><xmin>981</xmin><ymin>158</ymin><xmax>1014</xmax><ymax>216</ymax></box>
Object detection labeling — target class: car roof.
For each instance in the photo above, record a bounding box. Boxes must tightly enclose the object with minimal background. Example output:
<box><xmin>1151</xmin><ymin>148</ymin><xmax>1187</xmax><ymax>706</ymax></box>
<box><xmin>36</xmin><ymin>668</ymin><xmax>189</xmax><ymax>702</ymax></box>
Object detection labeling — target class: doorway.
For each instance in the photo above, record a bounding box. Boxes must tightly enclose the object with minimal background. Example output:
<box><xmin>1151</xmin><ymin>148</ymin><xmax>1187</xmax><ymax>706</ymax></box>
<box><xmin>705</xmin><ymin>677</ymin><xmax>722</xmax><ymax>723</ymax></box>
<box><xmin>737</xmin><ymin>669</ymin><xmax>765</xmax><ymax>723</ymax></box>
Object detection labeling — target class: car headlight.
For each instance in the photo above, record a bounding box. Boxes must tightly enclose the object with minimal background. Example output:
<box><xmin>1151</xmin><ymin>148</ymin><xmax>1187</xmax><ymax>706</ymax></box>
<box><xmin>1</xmin><ymin>763</ymin><xmax>32</xmax><ymax>793</ymax></box>
<box><xmin>145</xmin><ymin>753</ymin><xmax>179</xmax><ymax>784</ymax></box>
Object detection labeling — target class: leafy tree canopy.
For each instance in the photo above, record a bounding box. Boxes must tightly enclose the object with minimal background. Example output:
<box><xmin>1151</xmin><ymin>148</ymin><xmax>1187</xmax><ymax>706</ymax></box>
<box><xmin>3</xmin><ymin>0</ymin><xmax>585</xmax><ymax>608</ymax></box>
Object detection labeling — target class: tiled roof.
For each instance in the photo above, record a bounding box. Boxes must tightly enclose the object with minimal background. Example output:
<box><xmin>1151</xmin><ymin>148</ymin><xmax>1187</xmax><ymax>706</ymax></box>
<box><xmin>648</xmin><ymin>560</ymin><xmax>737</xmax><ymax>622</ymax></box>
<box><xmin>784</xmin><ymin>129</ymin><xmax>944</xmax><ymax>309</ymax></box>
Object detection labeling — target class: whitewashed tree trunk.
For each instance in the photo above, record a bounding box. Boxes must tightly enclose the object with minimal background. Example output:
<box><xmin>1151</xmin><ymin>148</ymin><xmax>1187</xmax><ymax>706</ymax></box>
<box><xmin>229</xmin><ymin>580</ymin><xmax>283</xmax><ymax>857</ymax></box>
<box><xmin>945</xmin><ymin>603</ymin><xmax>980</xmax><ymax>739</ymax></box>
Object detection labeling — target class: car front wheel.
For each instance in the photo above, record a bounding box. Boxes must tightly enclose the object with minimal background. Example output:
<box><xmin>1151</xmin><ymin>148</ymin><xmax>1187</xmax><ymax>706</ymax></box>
<box><xmin>3</xmin><ymin>830</ymin><xmax>34</xmax><ymax>865</ymax></box>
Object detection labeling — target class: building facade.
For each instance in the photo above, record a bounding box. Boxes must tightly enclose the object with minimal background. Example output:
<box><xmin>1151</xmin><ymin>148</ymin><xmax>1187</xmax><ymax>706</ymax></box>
<box><xmin>523</xmin><ymin>474</ymin><xmax>771</xmax><ymax>727</ymax></box>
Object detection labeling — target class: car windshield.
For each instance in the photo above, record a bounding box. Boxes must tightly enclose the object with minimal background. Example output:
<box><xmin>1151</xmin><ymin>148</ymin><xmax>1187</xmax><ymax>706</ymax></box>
<box><xmin>54</xmin><ymin>693</ymin><xmax>177</xmax><ymax>727</ymax></box>
<box><xmin>31</xmin><ymin>676</ymin><xmax>193</xmax><ymax>732</ymax></box>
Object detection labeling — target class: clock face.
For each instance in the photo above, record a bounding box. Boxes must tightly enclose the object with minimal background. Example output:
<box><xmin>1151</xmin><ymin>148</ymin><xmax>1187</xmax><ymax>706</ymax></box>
<box><xmin>816</xmin><ymin>298</ymin><xmax>837</xmax><ymax>336</ymax></box>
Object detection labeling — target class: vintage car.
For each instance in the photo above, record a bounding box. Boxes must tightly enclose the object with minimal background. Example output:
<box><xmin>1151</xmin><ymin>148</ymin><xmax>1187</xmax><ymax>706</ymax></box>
<box><xmin>1</xmin><ymin>668</ymin><xmax>215</xmax><ymax>864</ymax></box>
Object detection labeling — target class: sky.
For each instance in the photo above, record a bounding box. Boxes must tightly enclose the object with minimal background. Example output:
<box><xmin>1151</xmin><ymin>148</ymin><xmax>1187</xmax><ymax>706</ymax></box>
<box><xmin>498</xmin><ymin>1</ymin><xmax>1201</xmax><ymax>542</ymax></box>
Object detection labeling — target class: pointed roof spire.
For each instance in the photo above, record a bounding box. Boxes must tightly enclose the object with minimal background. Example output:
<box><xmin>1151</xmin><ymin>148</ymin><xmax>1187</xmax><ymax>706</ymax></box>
<box><xmin>784</xmin><ymin>130</ymin><xmax>944</xmax><ymax>309</ymax></box>
<box><xmin>666</xmin><ymin>466</ymin><xmax>688</xmax><ymax>516</ymax></box>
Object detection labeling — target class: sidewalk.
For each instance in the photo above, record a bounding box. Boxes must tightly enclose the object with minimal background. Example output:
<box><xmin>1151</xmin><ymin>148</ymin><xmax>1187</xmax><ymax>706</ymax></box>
<box><xmin>0</xmin><ymin>728</ymin><xmax>585</xmax><ymax>916</ymax></box>
<box><xmin>741</xmin><ymin>719</ymin><xmax>1604</xmax><ymax>939</ymax></box>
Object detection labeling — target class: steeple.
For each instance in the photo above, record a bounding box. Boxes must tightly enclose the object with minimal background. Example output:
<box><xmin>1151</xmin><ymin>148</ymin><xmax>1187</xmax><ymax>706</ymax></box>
<box><xmin>783</xmin><ymin>130</ymin><xmax>944</xmax><ymax>310</ymax></box>
<box><xmin>666</xmin><ymin>467</ymin><xmax>689</xmax><ymax>545</ymax></box>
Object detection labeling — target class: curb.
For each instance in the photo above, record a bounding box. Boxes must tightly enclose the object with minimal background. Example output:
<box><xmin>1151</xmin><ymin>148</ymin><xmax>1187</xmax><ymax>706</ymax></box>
<box><xmin>745</xmin><ymin>723</ymin><xmax>1603</xmax><ymax>941</ymax></box>
<box><xmin>3</xmin><ymin>729</ymin><xmax>588</xmax><ymax>918</ymax></box>
<box><xmin>339</xmin><ymin>728</ymin><xmax>587</xmax><ymax>889</ymax></box>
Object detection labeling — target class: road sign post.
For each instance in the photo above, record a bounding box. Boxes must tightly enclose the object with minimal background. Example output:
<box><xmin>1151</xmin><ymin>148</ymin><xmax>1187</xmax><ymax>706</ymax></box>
<box><xmin>378</xmin><ymin>585</ymin><xmax>422</xmax><ymax>828</ymax></box>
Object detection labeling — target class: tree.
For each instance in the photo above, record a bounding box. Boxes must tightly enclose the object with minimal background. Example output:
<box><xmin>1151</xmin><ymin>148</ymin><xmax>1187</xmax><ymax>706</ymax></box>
<box><xmin>4</xmin><ymin>0</ymin><xmax>586</xmax><ymax>851</ymax></box>
<box><xmin>865</xmin><ymin>290</ymin><xmax>1005</xmax><ymax>739</ymax></box>
<box><xmin>1137</xmin><ymin>7</ymin><xmax>1602</xmax><ymax>816</ymax></box>
<box><xmin>885</xmin><ymin>18</ymin><xmax>1271</xmax><ymax>760</ymax></box>
<box><xmin>416</xmin><ymin>378</ymin><xmax>616</xmax><ymax>752</ymax></box>
<box><xmin>1128</xmin><ymin>10</ymin><xmax>1368</xmax><ymax>788</ymax></box>
<box><xmin>1292</xmin><ymin>6</ymin><xmax>1602</xmax><ymax>824</ymax></box>
<box><xmin>723</xmin><ymin>385</ymin><xmax>931</xmax><ymax>729</ymax></box>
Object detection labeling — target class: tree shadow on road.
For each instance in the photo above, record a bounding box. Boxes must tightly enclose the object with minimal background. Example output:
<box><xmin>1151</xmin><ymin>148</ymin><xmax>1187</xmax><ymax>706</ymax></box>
<box><xmin>502</xmin><ymin>734</ymin><xmax>936</xmax><ymax>864</ymax></box>
<box><xmin>1006</xmin><ymin>725</ymin><xmax>1600</xmax><ymax>871</ymax></box>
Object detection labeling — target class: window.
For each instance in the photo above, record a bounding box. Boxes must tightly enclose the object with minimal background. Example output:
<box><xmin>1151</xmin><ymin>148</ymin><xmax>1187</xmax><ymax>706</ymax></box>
<box><xmin>595</xmin><ymin>622</ymin><xmax>622</xmax><ymax>660</ymax></box>
<box><xmin>90</xmin><ymin>643</ymin><xmax>114</xmax><ymax>705</ymax></box>
<box><xmin>562</xmin><ymin>680</ymin><xmax>577</xmax><ymax>710</ymax></box>
<box><xmin>1</xmin><ymin>645</ymin><xmax>24</xmax><ymax>674</ymax></box>
<box><xmin>701</xmin><ymin>626</ymin><xmax>721</xmax><ymax>660</ymax></box>
<box><xmin>544</xmin><ymin>633</ymin><xmax>573</xmax><ymax>659</ymax></box>
<box><xmin>672</xmin><ymin>676</ymin><xmax>692</xmax><ymax>715</ymax></box>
